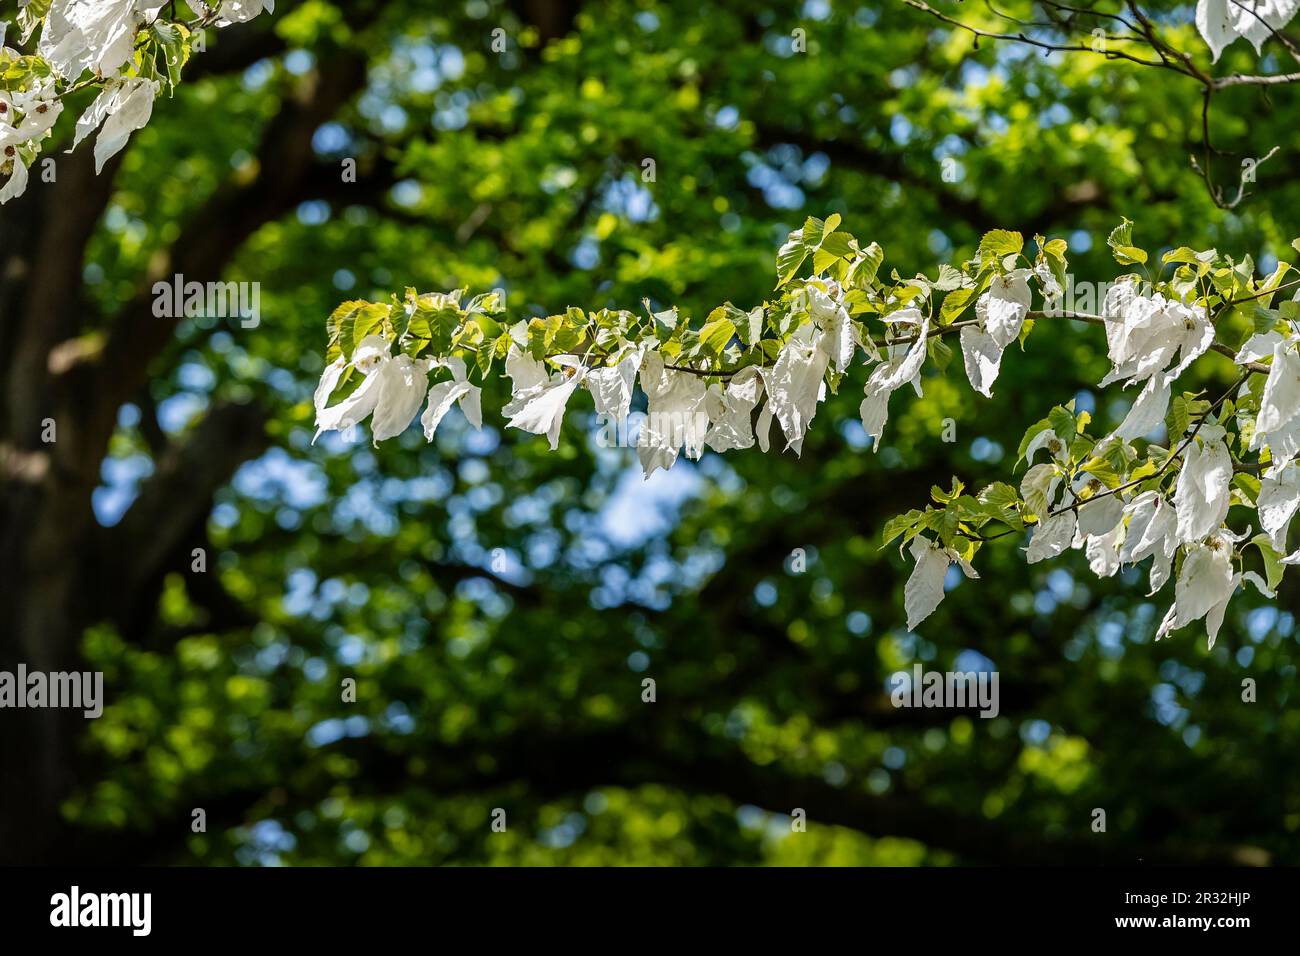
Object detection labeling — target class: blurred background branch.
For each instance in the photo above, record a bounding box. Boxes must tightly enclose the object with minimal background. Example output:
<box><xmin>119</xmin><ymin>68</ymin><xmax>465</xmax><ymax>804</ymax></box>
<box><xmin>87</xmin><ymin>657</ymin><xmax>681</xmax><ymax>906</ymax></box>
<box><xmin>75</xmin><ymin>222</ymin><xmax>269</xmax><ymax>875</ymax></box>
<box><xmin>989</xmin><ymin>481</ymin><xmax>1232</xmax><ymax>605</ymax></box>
<box><xmin>904</xmin><ymin>0</ymin><xmax>1292</xmax><ymax>208</ymax></box>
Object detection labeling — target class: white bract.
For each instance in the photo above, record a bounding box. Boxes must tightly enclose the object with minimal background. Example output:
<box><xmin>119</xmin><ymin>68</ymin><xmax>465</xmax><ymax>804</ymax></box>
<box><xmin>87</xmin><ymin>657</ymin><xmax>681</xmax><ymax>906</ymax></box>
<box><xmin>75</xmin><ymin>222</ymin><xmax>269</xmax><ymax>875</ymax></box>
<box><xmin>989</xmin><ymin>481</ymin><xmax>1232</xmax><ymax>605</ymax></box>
<box><xmin>73</xmin><ymin>76</ymin><xmax>158</xmax><ymax>173</ymax></box>
<box><xmin>503</xmin><ymin>354</ymin><xmax>586</xmax><ymax>451</ymax></box>
<box><xmin>1197</xmin><ymin>0</ymin><xmax>1300</xmax><ymax>61</ymax></box>
<box><xmin>315</xmin><ymin>336</ymin><xmax>425</xmax><ymax>445</ymax></box>
<box><xmin>704</xmin><ymin>367</ymin><xmax>764</xmax><ymax>453</ymax></box>
<box><xmin>959</xmin><ymin>325</ymin><xmax>1005</xmax><ymax>399</ymax></box>
<box><xmin>314</xmin><ymin>336</ymin><xmax>488</xmax><ymax>447</ymax></box>
<box><xmin>370</xmin><ymin>353</ymin><xmax>432</xmax><ymax>443</ymax></box>
<box><xmin>637</xmin><ymin>350</ymin><xmax>709</xmax><ymax>477</ymax></box>
<box><xmin>1251</xmin><ymin>336</ymin><xmax>1300</xmax><ymax>477</ymax></box>
<box><xmin>1258</xmin><ymin>464</ymin><xmax>1300</xmax><ymax>552</ymax></box>
<box><xmin>215</xmin><ymin>1</ymin><xmax>276</xmax><ymax>26</ymax></box>
<box><xmin>1026</xmin><ymin>509</ymin><xmax>1076</xmax><ymax>563</ymax></box>
<box><xmin>859</xmin><ymin>307</ymin><xmax>928</xmax><ymax>449</ymax></box>
<box><xmin>422</xmin><ymin>356</ymin><xmax>482</xmax><ymax>441</ymax></box>
<box><xmin>1156</xmin><ymin>532</ymin><xmax>1243</xmax><ymax>649</ymax></box>
<box><xmin>0</xmin><ymin>82</ymin><xmax>63</xmax><ymax>149</ymax></box>
<box><xmin>1173</xmin><ymin>425</ymin><xmax>1232</xmax><ymax>544</ymax></box>
<box><xmin>1084</xmin><ymin>520</ymin><xmax>1125</xmax><ymax>578</ymax></box>
<box><xmin>1074</xmin><ymin>494</ymin><xmax>1125</xmax><ymax>578</ymax></box>
<box><xmin>978</xmin><ymin>268</ymin><xmax>1032</xmax><ymax>347</ymax></box>
<box><xmin>1114</xmin><ymin>375</ymin><xmax>1171</xmax><ymax>441</ymax></box>
<box><xmin>808</xmin><ymin>287</ymin><xmax>858</xmax><ymax>374</ymax></box>
<box><xmin>585</xmin><ymin>344</ymin><xmax>644</xmax><ymax>423</ymax></box>
<box><xmin>1023</xmin><ymin>425</ymin><xmax>1067</xmax><ymax>466</ymax></box>
<box><xmin>0</xmin><ymin>150</ymin><xmax>27</xmax><ymax>203</ymax></box>
<box><xmin>762</xmin><ymin>321</ymin><xmax>831</xmax><ymax>456</ymax></box>
<box><xmin>1118</xmin><ymin>492</ymin><xmax>1179</xmax><ymax>594</ymax></box>
<box><xmin>904</xmin><ymin>534</ymin><xmax>978</xmax><ymax>631</ymax></box>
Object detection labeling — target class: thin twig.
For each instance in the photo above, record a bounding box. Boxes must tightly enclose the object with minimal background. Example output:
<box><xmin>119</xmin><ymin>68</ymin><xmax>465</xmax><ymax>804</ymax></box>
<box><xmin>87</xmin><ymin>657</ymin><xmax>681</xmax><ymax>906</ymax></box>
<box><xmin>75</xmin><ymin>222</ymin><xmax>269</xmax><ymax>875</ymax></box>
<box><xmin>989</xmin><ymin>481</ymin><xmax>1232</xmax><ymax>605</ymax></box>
<box><xmin>1048</xmin><ymin>368</ymin><xmax>1251</xmax><ymax>517</ymax></box>
<box><xmin>901</xmin><ymin>0</ymin><xmax>1298</xmax><ymax>207</ymax></box>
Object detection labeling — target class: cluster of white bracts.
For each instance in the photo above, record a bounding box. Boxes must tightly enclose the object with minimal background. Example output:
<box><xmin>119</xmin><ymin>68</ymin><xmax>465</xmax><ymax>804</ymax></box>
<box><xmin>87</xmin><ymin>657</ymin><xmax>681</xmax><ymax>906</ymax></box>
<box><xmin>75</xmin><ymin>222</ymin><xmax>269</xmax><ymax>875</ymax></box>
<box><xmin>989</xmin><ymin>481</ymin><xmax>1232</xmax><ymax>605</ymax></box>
<box><xmin>1100</xmin><ymin>278</ymin><xmax>1215</xmax><ymax>441</ymax></box>
<box><xmin>1</xmin><ymin>1</ymin><xmax>274</xmax><ymax>203</ymax></box>
<box><xmin>314</xmin><ymin>336</ymin><xmax>482</xmax><ymax>445</ymax></box>
<box><xmin>314</xmin><ymin>289</ymin><xmax>865</xmax><ymax>479</ymax></box>
<box><xmin>907</xmin><ymin>273</ymin><xmax>1300</xmax><ymax>648</ymax></box>
<box><xmin>314</xmin><ymin>280</ymin><xmax>990</xmax><ymax>481</ymax></box>
<box><xmin>317</xmin><ymin>265</ymin><xmax>1293</xmax><ymax>650</ymax></box>
<box><xmin>0</xmin><ymin>76</ymin><xmax>62</xmax><ymax>201</ymax></box>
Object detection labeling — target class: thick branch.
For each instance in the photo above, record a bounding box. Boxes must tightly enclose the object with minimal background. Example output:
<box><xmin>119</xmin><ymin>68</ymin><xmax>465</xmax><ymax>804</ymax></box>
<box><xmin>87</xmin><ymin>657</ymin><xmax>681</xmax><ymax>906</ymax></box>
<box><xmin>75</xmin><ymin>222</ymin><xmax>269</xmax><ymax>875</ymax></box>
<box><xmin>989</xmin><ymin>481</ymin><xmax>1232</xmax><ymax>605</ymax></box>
<box><xmin>96</xmin><ymin>399</ymin><xmax>269</xmax><ymax>634</ymax></box>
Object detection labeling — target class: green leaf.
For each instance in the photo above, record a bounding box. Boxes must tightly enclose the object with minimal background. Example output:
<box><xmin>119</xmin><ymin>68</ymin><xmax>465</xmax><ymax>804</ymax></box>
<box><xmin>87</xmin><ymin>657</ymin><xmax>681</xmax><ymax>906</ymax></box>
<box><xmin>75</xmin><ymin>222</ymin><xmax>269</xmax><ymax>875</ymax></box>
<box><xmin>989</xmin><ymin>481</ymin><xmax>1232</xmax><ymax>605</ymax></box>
<box><xmin>930</xmin><ymin>477</ymin><xmax>965</xmax><ymax>505</ymax></box>
<box><xmin>1251</xmin><ymin>534</ymin><xmax>1285</xmax><ymax>593</ymax></box>
<box><xmin>1048</xmin><ymin>405</ymin><xmax>1076</xmax><ymax>440</ymax></box>
<box><xmin>939</xmin><ymin>286</ymin><xmax>978</xmax><ymax>325</ymax></box>
<box><xmin>647</xmin><ymin>303</ymin><xmax>681</xmax><ymax>343</ymax></box>
<box><xmin>1166</xmin><ymin>393</ymin><xmax>1192</xmax><ymax>441</ymax></box>
<box><xmin>775</xmin><ymin>231</ymin><xmax>810</xmax><ymax>288</ymax></box>
<box><xmin>1233</xmin><ymin>472</ymin><xmax>1261</xmax><ymax>505</ymax></box>
<box><xmin>697</xmin><ymin>315</ymin><xmax>737</xmax><ymax>357</ymax></box>
<box><xmin>1017</xmin><ymin>317</ymin><xmax>1035</xmax><ymax>348</ymax></box>
<box><xmin>1020</xmin><ymin>463</ymin><xmax>1057</xmax><ymax>520</ymax></box>
<box><xmin>977</xmin><ymin>481</ymin><xmax>1020</xmax><ymax>511</ymax></box>
<box><xmin>466</xmin><ymin>290</ymin><xmax>505</xmax><ymax>316</ymax></box>
<box><xmin>1108</xmin><ymin>218</ymin><xmax>1133</xmax><ymax>249</ymax></box>
<box><xmin>151</xmin><ymin>20</ymin><xmax>192</xmax><ymax>90</ymax></box>
<box><xmin>930</xmin><ymin>263</ymin><xmax>964</xmax><ymax>292</ymax></box>
<box><xmin>1107</xmin><ymin>218</ymin><xmax>1148</xmax><ymax>265</ymax></box>
<box><xmin>1162</xmin><ymin>246</ymin><xmax>1215</xmax><ymax>271</ymax></box>
<box><xmin>777</xmin><ymin>215</ymin><xmax>855</xmax><ymax>285</ymax></box>
<box><xmin>404</xmin><ymin>298</ymin><xmax>460</xmax><ymax>352</ymax></box>
<box><xmin>978</xmin><ymin>229</ymin><xmax>1023</xmax><ymax>265</ymax></box>
<box><xmin>708</xmin><ymin>303</ymin><xmax>761</xmax><ymax>347</ymax></box>
<box><xmin>846</xmin><ymin>241</ymin><xmax>885</xmax><ymax>289</ymax></box>
<box><xmin>813</xmin><ymin>230</ymin><xmax>856</xmax><ymax>274</ymax></box>
<box><xmin>1078</xmin><ymin>457</ymin><xmax>1122</xmax><ymax>489</ymax></box>
<box><xmin>891</xmin><ymin>283</ymin><xmax>926</xmax><ymax>307</ymax></box>
<box><xmin>1037</xmin><ymin>235</ymin><xmax>1069</xmax><ymax>293</ymax></box>
<box><xmin>327</xmin><ymin>300</ymin><xmax>391</xmax><ymax>360</ymax></box>
<box><xmin>927</xmin><ymin>335</ymin><xmax>953</xmax><ymax>372</ymax></box>
<box><xmin>1017</xmin><ymin>417</ymin><xmax>1053</xmax><ymax>464</ymax></box>
<box><xmin>1042</xmin><ymin>237</ymin><xmax>1068</xmax><ymax>259</ymax></box>
<box><xmin>882</xmin><ymin>509</ymin><xmax>925</xmax><ymax>548</ymax></box>
<box><xmin>16</xmin><ymin>0</ymin><xmax>52</xmax><ymax>42</ymax></box>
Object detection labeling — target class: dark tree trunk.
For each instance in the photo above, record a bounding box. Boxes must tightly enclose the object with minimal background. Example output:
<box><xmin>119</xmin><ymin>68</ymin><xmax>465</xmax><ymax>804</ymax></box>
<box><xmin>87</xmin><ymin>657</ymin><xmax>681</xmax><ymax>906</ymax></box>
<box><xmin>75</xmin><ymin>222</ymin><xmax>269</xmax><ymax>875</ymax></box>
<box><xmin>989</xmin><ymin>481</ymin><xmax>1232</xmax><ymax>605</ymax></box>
<box><xmin>0</xmin><ymin>38</ymin><xmax>368</xmax><ymax>862</ymax></box>
<box><xmin>0</xmin><ymin>144</ymin><xmax>123</xmax><ymax>863</ymax></box>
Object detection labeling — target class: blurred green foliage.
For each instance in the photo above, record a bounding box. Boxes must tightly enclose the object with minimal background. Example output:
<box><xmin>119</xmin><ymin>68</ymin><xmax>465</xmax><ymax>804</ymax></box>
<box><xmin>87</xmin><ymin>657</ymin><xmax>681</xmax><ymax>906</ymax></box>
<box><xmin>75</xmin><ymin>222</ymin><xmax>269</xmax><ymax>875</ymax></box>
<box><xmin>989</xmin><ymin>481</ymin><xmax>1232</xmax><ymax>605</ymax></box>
<box><xmin>48</xmin><ymin>0</ymin><xmax>1300</xmax><ymax>864</ymax></box>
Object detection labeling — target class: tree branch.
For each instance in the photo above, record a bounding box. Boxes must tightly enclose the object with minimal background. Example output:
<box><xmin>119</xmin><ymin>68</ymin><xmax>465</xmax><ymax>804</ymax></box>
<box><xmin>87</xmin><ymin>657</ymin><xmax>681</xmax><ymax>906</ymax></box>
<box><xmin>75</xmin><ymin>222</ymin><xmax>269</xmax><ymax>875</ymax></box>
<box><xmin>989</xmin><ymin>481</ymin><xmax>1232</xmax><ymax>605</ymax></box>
<box><xmin>96</xmin><ymin>399</ymin><xmax>269</xmax><ymax>635</ymax></box>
